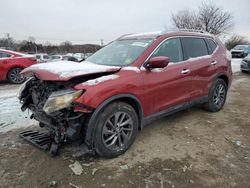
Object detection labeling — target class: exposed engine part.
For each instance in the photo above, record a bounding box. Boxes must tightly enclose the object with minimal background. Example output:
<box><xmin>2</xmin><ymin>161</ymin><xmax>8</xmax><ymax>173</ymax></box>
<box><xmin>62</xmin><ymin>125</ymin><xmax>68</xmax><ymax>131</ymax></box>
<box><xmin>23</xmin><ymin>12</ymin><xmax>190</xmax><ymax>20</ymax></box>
<box><xmin>19</xmin><ymin>77</ymin><xmax>88</xmax><ymax>155</ymax></box>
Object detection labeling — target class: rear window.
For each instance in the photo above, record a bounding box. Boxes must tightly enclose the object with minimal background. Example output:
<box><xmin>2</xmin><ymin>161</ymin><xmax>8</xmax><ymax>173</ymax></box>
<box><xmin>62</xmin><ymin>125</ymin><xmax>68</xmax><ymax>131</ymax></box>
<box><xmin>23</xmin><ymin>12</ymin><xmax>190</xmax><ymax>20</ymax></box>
<box><xmin>0</xmin><ymin>52</ymin><xmax>12</xmax><ymax>58</ymax></box>
<box><xmin>205</xmin><ymin>39</ymin><xmax>217</xmax><ymax>54</ymax></box>
<box><xmin>181</xmin><ymin>37</ymin><xmax>208</xmax><ymax>60</ymax></box>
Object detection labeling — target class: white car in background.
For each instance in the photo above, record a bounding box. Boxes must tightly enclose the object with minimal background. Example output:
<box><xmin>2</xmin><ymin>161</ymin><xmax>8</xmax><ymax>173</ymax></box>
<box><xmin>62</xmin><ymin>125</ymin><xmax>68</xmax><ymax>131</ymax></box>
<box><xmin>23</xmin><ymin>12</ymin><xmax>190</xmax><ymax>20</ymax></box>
<box><xmin>50</xmin><ymin>55</ymin><xmax>63</xmax><ymax>62</ymax></box>
<box><xmin>35</xmin><ymin>53</ymin><xmax>50</xmax><ymax>63</ymax></box>
<box><xmin>50</xmin><ymin>55</ymin><xmax>79</xmax><ymax>62</ymax></box>
<box><xmin>73</xmin><ymin>53</ymin><xmax>85</xmax><ymax>61</ymax></box>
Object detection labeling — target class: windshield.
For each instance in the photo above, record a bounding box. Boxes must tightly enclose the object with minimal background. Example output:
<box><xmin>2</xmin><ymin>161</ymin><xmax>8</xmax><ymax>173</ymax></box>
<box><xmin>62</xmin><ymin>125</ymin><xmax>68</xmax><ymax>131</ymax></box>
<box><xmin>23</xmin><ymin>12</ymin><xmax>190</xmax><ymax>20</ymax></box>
<box><xmin>86</xmin><ymin>39</ymin><xmax>153</xmax><ymax>66</ymax></box>
<box><xmin>234</xmin><ymin>45</ymin><xmax>247</xmax><ymax>50</ymax></box>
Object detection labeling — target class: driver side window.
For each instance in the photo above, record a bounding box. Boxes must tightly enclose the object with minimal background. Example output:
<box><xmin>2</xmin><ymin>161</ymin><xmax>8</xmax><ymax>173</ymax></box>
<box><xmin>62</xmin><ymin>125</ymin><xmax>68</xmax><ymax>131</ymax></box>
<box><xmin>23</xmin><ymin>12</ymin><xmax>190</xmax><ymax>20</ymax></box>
<box><xmin>152</xmin><ymin>38</ymin><xmax>183</xmax><ymax>63</ymax></box>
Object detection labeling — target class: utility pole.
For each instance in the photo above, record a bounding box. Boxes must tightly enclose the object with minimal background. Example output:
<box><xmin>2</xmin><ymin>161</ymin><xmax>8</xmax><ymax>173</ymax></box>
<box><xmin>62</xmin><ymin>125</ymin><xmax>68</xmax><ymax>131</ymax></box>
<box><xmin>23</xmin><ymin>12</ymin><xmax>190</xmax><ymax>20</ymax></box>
<box><xmin>6</xmin><ymin>33</ymin><xmax>11</xmax><ymax>50</ymax></box>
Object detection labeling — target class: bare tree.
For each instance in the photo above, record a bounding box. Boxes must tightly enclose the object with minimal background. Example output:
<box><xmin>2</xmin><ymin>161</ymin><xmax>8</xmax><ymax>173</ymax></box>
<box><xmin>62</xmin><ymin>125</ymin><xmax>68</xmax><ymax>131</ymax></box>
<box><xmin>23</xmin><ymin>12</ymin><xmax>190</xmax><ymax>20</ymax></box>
<box><xmin>199</xmin><ymin>3</ymin><xmax>233</xmax><ymax>35</ymax></box>
<box><xmin>171</xmin><ymin>2</ymin><xmax>233</xmax><ymax>35</ymax></box>
<box><xmin>60</xmin><ymin>41</ymin><xmax>72</xmax><ymax>53</ymax></box>
<box><xmin>28</xmin><ymin>36</ymin><xmax>36</xmax><ymax>43</ymax></box>
<box><xmin>225</xmin><ymin>35</ymin><xmax>249</xmax><ymax>50</ymax></box>
<box><xmin>172</xmin><ymin>9</ymin><xmax>202</xmax><ymax>30</ymax></box>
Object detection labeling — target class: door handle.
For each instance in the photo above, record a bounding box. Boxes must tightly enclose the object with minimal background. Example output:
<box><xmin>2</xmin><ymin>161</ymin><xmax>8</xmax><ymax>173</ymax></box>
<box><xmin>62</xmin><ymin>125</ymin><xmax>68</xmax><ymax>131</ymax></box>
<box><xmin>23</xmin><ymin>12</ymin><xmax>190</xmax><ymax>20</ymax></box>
<box><xmin>211</xmin><ymin>61</ymin><xmax>217</xmax><ymax>65</ymax></box>
<box><xmin>181</xmin><ymin>69</ymin><xmax>190</xmax><ymax>74</ymax></box>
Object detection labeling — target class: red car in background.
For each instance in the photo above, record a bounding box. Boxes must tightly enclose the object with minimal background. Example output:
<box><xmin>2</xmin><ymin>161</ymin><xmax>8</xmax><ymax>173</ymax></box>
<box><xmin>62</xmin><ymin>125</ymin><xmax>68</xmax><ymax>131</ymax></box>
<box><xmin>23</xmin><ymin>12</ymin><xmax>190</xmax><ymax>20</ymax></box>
<box><xmin>0</xmin><ymin>49</ymin><xmax>37</xmax><ymax>84</ymax></box>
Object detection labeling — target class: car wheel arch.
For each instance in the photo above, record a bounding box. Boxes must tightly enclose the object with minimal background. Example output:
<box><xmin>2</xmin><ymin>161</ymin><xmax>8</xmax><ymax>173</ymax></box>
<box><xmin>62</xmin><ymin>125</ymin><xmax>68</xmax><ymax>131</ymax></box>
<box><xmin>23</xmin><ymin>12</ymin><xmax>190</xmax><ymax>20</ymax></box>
<box><xmin>83</xmin><ymin>94</ymin><xmax>144</xmax><ymax>148</ymax></box>
<box><xmin>214</xmin><ymin>73</ymin><xmax>229</xmax><ymax>88</ymax></box>
<box><xmin>217</xmin><ymin>74</ymin><xmax>229</xmax><ymax>87</ymax></box>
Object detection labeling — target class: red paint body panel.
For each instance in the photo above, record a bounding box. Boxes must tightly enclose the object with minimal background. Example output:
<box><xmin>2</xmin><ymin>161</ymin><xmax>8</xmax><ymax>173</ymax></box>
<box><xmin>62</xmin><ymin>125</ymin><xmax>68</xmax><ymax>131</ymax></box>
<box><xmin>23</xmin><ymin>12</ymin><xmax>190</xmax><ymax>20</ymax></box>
<box><xmin>0</xmin><ymin>49</ymin><xmax>37</xmax><ymax>81</ymax></box>
<box><xmin>21</xmin><ymin>32</ymin><xmax>232</xmax><ymax>118</ymax></box>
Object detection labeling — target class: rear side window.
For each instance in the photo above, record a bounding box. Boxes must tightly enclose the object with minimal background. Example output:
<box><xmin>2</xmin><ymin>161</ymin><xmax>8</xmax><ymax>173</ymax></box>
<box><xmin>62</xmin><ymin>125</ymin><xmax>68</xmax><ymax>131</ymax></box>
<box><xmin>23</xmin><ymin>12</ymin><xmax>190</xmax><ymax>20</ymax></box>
<box><xmin>151</xmin><ymin>38</ymin><xmax>183</xmax><ymax>63</ymax></box>
<box><xmin>205</xmin><ymin>39</ymin><xmax>217</xmax><ymax>54</ymax></box>
<box><xmin>0</xmin><ymin>52</ymin><xmax>12</xmax><ymax>58</ymax></box>
<box><xmin>181</xmin><ymin>37</ymin><xmax>208</xmax><ymax>60</ymax></box>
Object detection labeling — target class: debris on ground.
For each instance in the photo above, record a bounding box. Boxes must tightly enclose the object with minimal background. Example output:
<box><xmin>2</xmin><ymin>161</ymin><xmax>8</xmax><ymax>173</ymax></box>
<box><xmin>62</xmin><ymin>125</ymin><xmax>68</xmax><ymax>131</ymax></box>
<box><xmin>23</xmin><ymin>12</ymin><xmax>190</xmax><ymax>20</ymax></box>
<box><xmin>69</xmin><ymin>182</ymin><xmax>80</xmax><ymax>188</ymax></box>
<box><xmin>235</xmin><ymin>139</ymin><xmax>241</xmax><ymax>146</ymax></box>
<box><xmin>82</xmin><ymin>162</ymin><xmax>94</xmax><ymax>167</ymax></box>
<box><xmin>69</xmin><ymin>161</ymin><xmax>83</xmax><ymax>176</ymax></box>
<box><xmin>91</xmin><ymin>168</ymin><xmax>98</xmax><ymax>175</ymax></box>
<box><xmin>182</xmin><ymin>165</ymin><xmax>187</xmax><ymax>172</ymax></box>
<box><xmin>48</xmin><ymin>180</ymin><xmax>57</xmax><ymax>187</ymax></box>
<box><xmin>163</xmin><ymin>168</ymin><xmax>171</xmax><ymax>171</ymax></box>
<box><xmin>120</xmin><ymin>165</ymin><xmax>129</xmax><ymax>170</ymax></box>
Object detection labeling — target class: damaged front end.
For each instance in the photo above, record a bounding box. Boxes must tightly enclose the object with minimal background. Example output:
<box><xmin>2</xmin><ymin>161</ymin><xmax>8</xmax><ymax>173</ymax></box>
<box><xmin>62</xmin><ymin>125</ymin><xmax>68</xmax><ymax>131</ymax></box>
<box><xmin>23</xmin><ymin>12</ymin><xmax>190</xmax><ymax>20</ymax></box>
<box><xmin>18</xmin><ymin>77</ymin><xmax>91</xmax><ymax>155</ymax></box>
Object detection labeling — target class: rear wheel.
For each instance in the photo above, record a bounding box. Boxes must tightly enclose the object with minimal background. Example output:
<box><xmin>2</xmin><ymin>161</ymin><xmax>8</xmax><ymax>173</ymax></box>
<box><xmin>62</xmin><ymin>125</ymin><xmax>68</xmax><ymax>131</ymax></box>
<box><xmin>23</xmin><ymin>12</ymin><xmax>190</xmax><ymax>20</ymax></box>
<box><xmin>93</xmin><ymin>102</ymin><xmax>138</xmax><ymax>158</ymax></box>
<box><xmin>7</xmin><ymin>67</ymin><xmax>26</xmax><ymax>84</ymax></box>
<box><xmin>204</xmin><ymin>79</ymin><xmax>228</xmax><ymax>112</ymax></box>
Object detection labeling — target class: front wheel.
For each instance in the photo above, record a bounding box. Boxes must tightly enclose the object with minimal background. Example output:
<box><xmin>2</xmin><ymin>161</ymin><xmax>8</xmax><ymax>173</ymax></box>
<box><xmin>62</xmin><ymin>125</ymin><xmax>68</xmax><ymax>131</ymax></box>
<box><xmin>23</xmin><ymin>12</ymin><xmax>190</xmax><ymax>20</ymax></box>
<box><xmin>204</xmin><ymin>79</ymin><xmax>228</xmax><ymax>112</ymax></box>
<box><xmin>7</xmin><ymin>67</ymin><xmax>26</xmax><ymax>84</ymax></box>
<box><xmin>93</xmin><ymin>102</ymin><xmax>138</xmax><ymax>158</ymax></box>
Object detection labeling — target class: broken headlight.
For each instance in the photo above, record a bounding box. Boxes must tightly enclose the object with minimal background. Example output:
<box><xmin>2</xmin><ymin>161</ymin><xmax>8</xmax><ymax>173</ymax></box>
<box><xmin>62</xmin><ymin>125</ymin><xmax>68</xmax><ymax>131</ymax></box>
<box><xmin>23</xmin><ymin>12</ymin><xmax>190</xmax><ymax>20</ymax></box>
<box><xmin>43</xmin><ymin>89</ymin><xmax>83</xmax><ymax>114</ymax></box>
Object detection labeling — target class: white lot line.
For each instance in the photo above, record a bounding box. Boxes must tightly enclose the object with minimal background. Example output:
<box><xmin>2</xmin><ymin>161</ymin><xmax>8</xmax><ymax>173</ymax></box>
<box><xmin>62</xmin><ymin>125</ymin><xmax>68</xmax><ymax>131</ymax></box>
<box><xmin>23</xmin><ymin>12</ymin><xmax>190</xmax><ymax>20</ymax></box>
<box><xmin>0</xmin><ymin>59</ymin><xmax>242</xmax><ymax>133</ymax></box>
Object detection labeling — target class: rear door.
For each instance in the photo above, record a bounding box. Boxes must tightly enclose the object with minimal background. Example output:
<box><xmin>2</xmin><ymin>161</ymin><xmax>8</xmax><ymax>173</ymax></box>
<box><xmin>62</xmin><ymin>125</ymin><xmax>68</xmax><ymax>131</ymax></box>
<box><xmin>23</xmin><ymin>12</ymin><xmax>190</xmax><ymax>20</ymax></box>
<box><xmin>142</xmin><ymin>37</ymin><xmax>193</xmax><ymax>115</ymax></box>
<box><xmin>181</xmin><ymin>37</ymin><xmax>218</xmax><ymax>99</ymax></box>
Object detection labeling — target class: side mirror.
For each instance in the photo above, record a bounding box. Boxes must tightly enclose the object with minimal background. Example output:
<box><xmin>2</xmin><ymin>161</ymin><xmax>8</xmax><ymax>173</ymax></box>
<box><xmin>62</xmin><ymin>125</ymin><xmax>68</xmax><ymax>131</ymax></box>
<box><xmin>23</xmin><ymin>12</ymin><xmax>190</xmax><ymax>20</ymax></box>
<box><xmin>145</xmin><ymin>56</ymin><xmax>169</xmax><ymax>69</ymax></box>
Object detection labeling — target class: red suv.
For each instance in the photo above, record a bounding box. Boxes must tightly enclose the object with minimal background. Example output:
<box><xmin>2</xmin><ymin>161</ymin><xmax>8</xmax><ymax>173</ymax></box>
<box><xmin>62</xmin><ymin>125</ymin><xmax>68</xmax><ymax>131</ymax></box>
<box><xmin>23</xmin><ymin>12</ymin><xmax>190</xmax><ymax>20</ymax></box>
<box><xmin>0</xmin><ymin>49</ymin><xmax>37</xmax><ymax>84</ymax></box>
<box><xmin>18</xmin><ymin>31</ymin><xmax>232</xmax><ymax>157</ymax></box>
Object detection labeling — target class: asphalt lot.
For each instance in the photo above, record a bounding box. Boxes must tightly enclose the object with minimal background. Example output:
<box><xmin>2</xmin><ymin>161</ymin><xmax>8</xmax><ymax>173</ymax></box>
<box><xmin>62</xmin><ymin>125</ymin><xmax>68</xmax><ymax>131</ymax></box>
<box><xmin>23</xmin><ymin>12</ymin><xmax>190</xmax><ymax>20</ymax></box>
<box><xmin>0</xmin><ymin>60</ymin><xmax>250</xmax><ymax>188</ymax></box>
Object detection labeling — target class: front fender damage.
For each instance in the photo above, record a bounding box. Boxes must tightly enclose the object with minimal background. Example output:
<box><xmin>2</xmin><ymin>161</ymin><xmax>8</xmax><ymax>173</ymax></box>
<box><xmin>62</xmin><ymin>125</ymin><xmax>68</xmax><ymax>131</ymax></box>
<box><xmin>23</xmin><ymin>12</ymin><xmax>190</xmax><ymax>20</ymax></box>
<box><xmin>17</xmin><ymin>74</ymin><xmax>119</xmax><ymax>156</ymax></box>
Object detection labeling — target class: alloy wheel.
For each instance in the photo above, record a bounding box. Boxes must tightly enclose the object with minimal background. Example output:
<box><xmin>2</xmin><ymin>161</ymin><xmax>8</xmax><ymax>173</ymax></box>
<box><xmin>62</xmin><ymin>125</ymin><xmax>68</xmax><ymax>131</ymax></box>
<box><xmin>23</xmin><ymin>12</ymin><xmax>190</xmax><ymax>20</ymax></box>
<box><xmin>213</xmin><ymin>84</ymin><xmax>226</xmax><ymax>109</ymax></box>
<box><xmin>102</xmin><ymin>112</ymin><xmax>133</xmax><ymax>151</ymax></box>
<box><xmin>9</xmin><ymin>68</ymin><xmax>25</xmax><ymax>84</ymax></box>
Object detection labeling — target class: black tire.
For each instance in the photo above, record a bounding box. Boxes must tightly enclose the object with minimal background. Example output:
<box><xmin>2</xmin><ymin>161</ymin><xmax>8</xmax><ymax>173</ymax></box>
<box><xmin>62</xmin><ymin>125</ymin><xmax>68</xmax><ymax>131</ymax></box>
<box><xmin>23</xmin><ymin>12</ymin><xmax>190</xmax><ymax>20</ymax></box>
<box><xmin>204</xmin><ymin>79</ymin><xmax>228</xmax><ymax>112</ymax></box>
<box><xmin>93</xmin><ymin>102</ymin><xmax>138</xmax><ymax>158</ymax></box>
<box><xmin>7</xmin><ymin>67</ymin><xmax>26</xmax><ymax>84</ymax></box>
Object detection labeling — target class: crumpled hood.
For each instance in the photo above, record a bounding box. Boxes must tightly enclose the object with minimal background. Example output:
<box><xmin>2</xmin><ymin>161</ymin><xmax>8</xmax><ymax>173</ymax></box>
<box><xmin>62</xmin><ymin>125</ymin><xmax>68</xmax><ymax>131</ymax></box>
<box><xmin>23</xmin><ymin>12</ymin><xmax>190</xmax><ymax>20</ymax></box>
<box><xmin>21</xmin><ymin>61</ymin><xmax>121</xmax><ymax>81</ymax></box>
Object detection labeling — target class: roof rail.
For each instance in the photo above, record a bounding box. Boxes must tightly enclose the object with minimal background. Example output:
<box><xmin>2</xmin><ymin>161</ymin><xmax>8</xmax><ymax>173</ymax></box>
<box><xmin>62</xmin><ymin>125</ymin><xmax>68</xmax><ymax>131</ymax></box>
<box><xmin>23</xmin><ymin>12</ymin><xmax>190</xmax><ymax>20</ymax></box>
<box><xmin>163</xmin><ymin>28</ymin><xmax>209</xmax><ymax>34</ymax></box>
<box><xmin>117</xmin><ymin>29</ymin><xmax>211</xmax><ymax>40</ymax></box>
<box><xmin>178</xmin><ymin>28</ymin><xmax>209</xmax><ymax>34</ymax></box>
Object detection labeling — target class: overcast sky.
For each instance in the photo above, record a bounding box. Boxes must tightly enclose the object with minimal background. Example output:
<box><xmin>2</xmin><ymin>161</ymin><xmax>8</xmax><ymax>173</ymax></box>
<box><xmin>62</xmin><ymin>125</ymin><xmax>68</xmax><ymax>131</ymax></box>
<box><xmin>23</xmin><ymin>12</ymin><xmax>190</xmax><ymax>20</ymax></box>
<box><xmin>0</xmin><ymin>0</ymin><xmax>249</xmax><ymax>45</ymax></box>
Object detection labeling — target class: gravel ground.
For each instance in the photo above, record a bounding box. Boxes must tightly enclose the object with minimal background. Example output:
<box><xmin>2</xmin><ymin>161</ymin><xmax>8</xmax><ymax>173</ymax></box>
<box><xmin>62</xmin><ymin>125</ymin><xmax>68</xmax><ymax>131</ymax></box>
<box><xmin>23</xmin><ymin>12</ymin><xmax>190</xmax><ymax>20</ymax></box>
<box><xmin>0</xmin><ymin>60</ymin><xmax>250</xmax><ymax>188</ymax></box>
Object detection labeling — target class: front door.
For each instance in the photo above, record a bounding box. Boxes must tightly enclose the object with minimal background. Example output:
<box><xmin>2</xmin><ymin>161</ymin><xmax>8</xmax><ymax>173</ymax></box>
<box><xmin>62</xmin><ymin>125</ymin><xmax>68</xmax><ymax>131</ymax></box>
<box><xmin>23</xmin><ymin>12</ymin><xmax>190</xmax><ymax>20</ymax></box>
<box><xmin>142</xmin><ymin>37</ymin><xmax>192</xmax><ymax>115</ymax></box>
